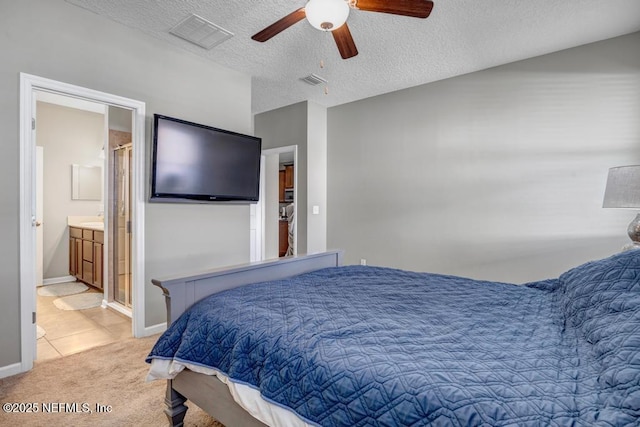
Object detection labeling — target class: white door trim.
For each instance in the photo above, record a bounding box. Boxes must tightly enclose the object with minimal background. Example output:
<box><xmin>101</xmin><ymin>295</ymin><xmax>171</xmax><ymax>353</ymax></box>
<box><xmin>19</xmin><ymin>73</ymin><xmax>146</xmax><ymax>374</ymax></box>
<box><xmin>249</xmin><ymin>155</ymin><xmax>266</xmax><ymax>262</ymax></box>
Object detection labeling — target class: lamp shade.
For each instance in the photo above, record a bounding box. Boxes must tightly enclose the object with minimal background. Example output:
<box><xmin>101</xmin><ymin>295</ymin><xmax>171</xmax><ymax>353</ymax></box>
<box><xmin>603</xmin><ymin>165</ymin><xmax>640</xmax><ymax>208</ymax></box>
<box><xmin>305</xmin><ymin>0</ymin><xmax>350</xmax><ymax>31</ymax></box>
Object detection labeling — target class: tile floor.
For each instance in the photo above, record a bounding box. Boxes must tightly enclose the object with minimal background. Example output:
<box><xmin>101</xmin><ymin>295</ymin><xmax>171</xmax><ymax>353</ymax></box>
<box><xmin>36</xmin><ymin>283</ymin><xmax>132</xmax><ymax>362</ymax></box>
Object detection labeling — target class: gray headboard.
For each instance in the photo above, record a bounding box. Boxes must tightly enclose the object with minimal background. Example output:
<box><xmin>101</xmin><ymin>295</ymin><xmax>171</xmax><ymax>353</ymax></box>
<box><xmin>152</xmin><ymin>250</ymin><xmax>344</xmax><ymax>324</ymax></box>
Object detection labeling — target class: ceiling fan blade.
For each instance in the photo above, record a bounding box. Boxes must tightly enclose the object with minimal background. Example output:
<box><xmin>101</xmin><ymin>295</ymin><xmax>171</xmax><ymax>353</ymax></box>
<box><xmin>251</xmin><ymin>8</ymin><xmax>306</xmax><ymax>42</ymax></box>
<box><xmin>332</xmin><ymin>23</ymin><xmax>358</xmax><ymax>59</ymax></box>
<box><xmin>354</xmin><ymin>0</ymin><xmax>434</xmax><ymax>18</ymax></box>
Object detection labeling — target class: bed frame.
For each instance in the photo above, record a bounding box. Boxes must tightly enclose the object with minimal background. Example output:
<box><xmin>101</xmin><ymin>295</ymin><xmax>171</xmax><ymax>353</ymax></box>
<box><xmin>152</xmin><ymin>250</ymin><xmax>344</xmax><ymax>427</ymax></box>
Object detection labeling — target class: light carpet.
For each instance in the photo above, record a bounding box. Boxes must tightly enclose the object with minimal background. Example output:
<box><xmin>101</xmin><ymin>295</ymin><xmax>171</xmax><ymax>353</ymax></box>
<box><xmin>53</xmin><ymin>292</ymin><xmax>103</xmax><ymax>310</ymax></box>
<box><xmin>38</xmin><ymin>282</ymin><xmax>88</xmax><ymax>297</ymax></box>
<box><xmin>0</xmin><ymin>335</ymin><xmax>223</xmax><ymax>427</ymax></box>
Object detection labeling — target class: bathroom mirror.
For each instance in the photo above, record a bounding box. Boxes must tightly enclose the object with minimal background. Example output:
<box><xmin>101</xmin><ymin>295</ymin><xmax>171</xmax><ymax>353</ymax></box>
<box><xmin>71</xmin><ymin>164</ymin><xmax>102</xmax><ymax>200</ymax></box>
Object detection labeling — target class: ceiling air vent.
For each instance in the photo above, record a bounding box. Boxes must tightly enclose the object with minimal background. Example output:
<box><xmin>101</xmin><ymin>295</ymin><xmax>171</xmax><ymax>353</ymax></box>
<box><xmin>170</xmin><ymin>14</ymin><xmax>234</xmax><ymax>50</ymax></box>
<box><xmin>300</xmin><ymin>74</ymin><xmax>328</xmax><ymax>86</ymax></box>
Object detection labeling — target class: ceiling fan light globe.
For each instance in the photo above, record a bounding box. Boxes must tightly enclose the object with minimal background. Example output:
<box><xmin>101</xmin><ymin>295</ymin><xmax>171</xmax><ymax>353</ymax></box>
<box><xmin>305</xmin><ymin>0</ymin><xmax>350</xmax><ymax>32</ymax></box>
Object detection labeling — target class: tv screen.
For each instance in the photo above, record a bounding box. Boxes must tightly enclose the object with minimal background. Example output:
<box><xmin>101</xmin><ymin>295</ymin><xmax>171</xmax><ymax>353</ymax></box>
<box><xmin>150</xmin><ymin>115</ymin><xmax>261</xmax><ymax>202</ymax></box>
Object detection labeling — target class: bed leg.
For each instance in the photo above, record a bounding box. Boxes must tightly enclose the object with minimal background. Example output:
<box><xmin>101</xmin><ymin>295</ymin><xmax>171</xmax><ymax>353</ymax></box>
<box><xmin>164</xmin><ymin>380</ymin><xmax>188</xmax><ymax>427</ymax></box>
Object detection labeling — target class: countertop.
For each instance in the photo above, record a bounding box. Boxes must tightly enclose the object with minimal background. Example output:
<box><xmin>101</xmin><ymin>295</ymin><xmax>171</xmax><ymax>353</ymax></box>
<box><xmin>68</xmin><ymin>215</ymin><xmax>104</xmax><ymax>231</ymax></box>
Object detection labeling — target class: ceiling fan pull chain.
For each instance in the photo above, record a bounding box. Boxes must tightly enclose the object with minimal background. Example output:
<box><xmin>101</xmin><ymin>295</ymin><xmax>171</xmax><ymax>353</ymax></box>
<box><xmin>320</xmin><ymin>60</ymin><xmax>329</xmax><ymax>94</ymax></box>
<box><xmin>320</xmin><ymin>32</ymin><xmax>330</xmax><ymax>95</ymax></box>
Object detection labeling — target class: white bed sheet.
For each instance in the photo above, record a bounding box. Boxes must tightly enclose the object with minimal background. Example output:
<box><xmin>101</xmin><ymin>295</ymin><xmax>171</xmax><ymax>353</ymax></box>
<box><xmin>147</xmin><ymin>359</ymin><xmax>312</xmax><ymax>427</ymax></box>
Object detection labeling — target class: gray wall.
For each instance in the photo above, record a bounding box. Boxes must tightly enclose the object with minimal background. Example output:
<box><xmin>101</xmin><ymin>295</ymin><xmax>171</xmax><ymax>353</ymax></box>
<box><xmin>264</xmin><ymin>153</ymin><xmax>280</xmax><ymax>259</ymax></box>
<box><xmin>1</xmin><ymin>0</ymin><xmax>252</xmax><ymax>369</ymax></box>
<box><xmin>306</xmin><ymin>102</ymin><xmax>328</xmax><ymax>253</ymax></box>
<box><xmin>37</xmin><ymin>102</ymin><xmax>105</xmax><ymax>279</ymax></box>
<box><xmin>328</xmin><ymin>32</ymin><xmax>640</xmax><ymax>283</ymax></box>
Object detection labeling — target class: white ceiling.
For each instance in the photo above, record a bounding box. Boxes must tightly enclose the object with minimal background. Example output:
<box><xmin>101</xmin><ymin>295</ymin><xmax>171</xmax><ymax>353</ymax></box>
<box><xmin>65</xmin><ymin>0</ymin><xmax>640</xmax><ymax>114</ymax></box>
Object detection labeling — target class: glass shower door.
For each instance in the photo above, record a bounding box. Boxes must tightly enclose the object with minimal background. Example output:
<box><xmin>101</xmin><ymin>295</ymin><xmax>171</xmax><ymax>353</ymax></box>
<box><xmin>113</xmin><ymin>145</ymin><xmax>132</xmax><ymax>308</ymax></box>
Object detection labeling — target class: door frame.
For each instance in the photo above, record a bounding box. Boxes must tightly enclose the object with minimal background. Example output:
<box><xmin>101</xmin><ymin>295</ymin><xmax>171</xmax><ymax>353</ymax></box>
<box><xmin>249</xmin><ymin>155</ymin><xmax>265</xmax><ymax>262</ymax></box>
<box><xmin>35</xmin><ymin>146</ymin><xmax>44</xmax><ymax>287</ymax></box>
<box><xmin>257</xmin><ymin>146</ymin><xmax>298</xmax><ymax>259</ymax></box>
<box><xmin>19</xmin><ymin>73</ymin><xmax>146</xmax><ymax>373</ymax></box>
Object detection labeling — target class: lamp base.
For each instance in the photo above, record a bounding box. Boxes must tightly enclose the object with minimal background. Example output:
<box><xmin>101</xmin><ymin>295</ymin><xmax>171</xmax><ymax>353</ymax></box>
<box><xmin>624</xmin><ymin>213</ymin><xmax>640</xmax><ymax>251</ymax></box>
<box><xmin>622</xmin><ymin>241</ymin><xmax>640</xmax><ymax>252</ymax></box>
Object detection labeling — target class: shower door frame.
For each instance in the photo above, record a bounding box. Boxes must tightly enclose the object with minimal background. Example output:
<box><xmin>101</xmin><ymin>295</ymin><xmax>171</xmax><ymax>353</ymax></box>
<box><xmin>112</xmin><ymin>144</ymin><xmax>133</xmax><ymax>308</ymax></box>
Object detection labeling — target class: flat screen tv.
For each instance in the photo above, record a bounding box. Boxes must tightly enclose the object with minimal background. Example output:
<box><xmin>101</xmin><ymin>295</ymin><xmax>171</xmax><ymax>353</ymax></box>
<box><xmin>150</xmin><ymin>114</ymin><xmax>261</xmax><ymax>203</ymax></box>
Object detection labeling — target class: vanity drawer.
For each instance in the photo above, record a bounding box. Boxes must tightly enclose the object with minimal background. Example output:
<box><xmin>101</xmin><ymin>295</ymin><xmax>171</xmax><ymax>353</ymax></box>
<box><xmin>69</xmin><ymin>227</ymin><xmax>82</xmax><ymax>239</ymax></box>
<box><xmin>94</xmin><ymin>230</ymin><xmax>104</xmax><ymax>244</ymax></box>
<box><xmin>82</xmin><ymin>229</ymin><xmax>94</xmax><ymax>240</ymax></box>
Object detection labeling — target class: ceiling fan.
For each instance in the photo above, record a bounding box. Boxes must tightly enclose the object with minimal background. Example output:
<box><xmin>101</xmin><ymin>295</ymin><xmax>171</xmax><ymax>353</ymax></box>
<box><xmin>251</xmin><ymin>0</ymin><xmax>434</xmax><ymax>60</ymax></box>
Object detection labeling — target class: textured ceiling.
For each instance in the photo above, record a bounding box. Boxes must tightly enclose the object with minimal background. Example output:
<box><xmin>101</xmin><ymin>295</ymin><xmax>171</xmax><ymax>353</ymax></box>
<box><xmin>65</xmin><ymin>0</ymin><xmax>640</xmax><ymax>114</ymax></box>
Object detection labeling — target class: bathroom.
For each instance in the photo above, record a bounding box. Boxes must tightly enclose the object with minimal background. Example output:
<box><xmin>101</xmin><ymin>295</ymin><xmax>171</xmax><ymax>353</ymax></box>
<box><xmin>34</xmin><ymin>91</ymin><xmax>133</xmax><ymax>361</ymax></box>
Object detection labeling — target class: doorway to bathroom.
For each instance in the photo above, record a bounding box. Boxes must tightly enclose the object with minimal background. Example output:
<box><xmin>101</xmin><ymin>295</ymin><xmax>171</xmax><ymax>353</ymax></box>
<box><xmin>19</xmin><ymin>73</ymin><xmax>146</xmax><ymax>373</ymax></box>
<box><xmin>31</xmin><ymin>92</ymin><xmax>135</xmax><ymax>362</ymax></box>
<box><xmin>33</xmin><ymin>92</ymin><xmax>121</xmax><ymax>361</ymax></box>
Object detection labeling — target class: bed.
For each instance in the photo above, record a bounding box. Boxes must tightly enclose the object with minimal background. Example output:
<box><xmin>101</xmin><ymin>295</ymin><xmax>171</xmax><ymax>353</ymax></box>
<box><xmin>146</xmin><ymin>249</ymin><xmax>640</xmax><ymax>426</ymax></box>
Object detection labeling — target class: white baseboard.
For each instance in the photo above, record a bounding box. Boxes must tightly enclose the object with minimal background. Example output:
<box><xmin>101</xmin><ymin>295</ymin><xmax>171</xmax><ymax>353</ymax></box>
<box><xmin>41</xmin><ymin>275</ymin><xmax>76</xmax><ymax>286</ymax></box>
<box><xmin>142</xmin><ymin>322</ymin><xmax>166</xmax><ymax>337</ymax></box>
<box><xmin>0</xmin><ymin>362</ymin><xmax>23</xmax><ymax>379</ymax></box>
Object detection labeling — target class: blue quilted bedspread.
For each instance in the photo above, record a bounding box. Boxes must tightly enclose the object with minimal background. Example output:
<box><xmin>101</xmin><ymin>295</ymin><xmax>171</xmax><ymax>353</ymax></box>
<box><xmin>147</xmin><ymin>250</ymin><xmax>640</xmax><ymax>426</ymax></box>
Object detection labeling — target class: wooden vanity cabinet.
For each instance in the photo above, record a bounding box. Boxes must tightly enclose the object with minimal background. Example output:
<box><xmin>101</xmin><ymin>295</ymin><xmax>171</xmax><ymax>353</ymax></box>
<box><xmin>69</xmin><ymin>226</ymin><xmax>104</xmax><ymax>289</ymax></box>
<box><xmin>93</xmin><ymin>231</ymin><xmax>104</xmax><ymax>289</ymax></box>
<box><xmin>82</xmin><ymin>238</ymin><xmax>93</xmax><ymax>283</ymax></box>
<box><xmin>69</xmin><ymin>227</ymin><xmax>82</xmax><ymax>278</ymax></box>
